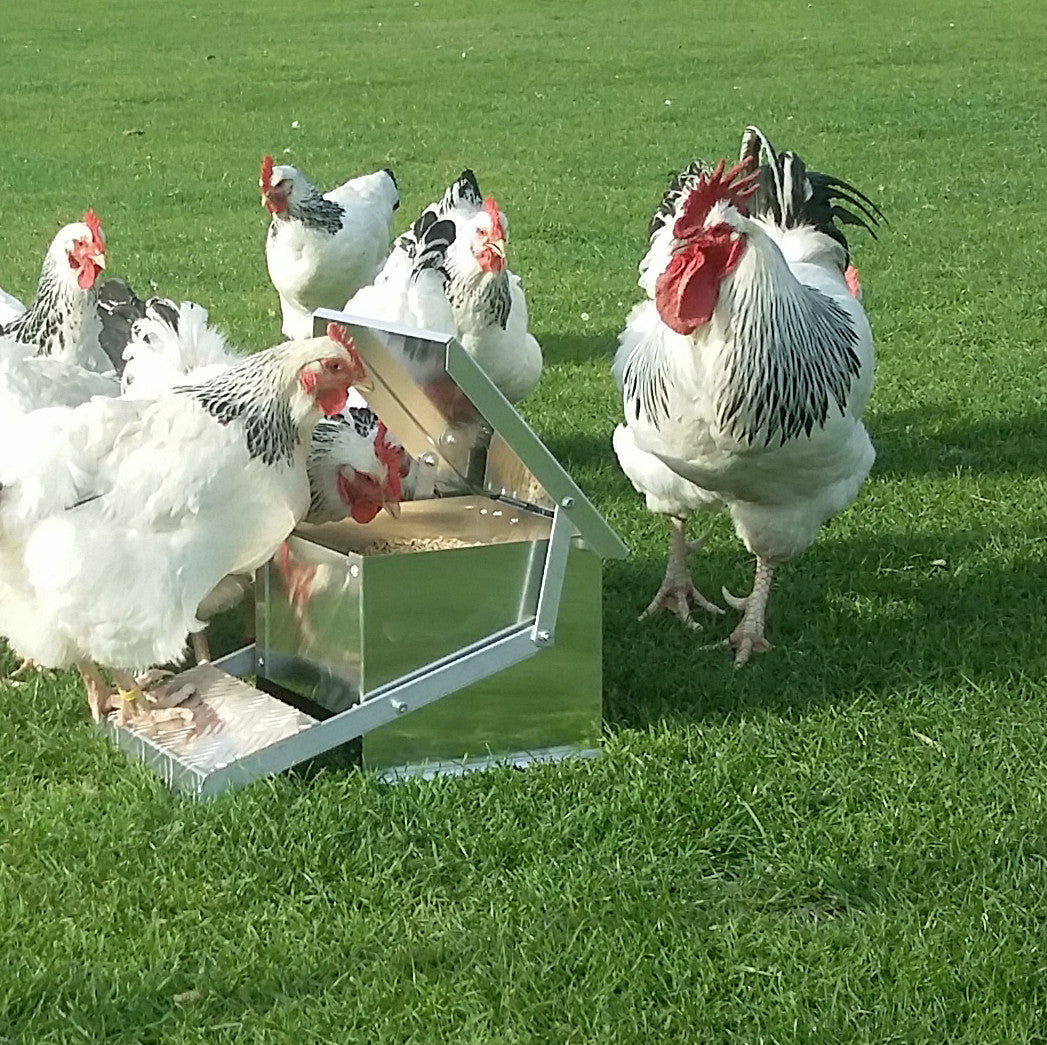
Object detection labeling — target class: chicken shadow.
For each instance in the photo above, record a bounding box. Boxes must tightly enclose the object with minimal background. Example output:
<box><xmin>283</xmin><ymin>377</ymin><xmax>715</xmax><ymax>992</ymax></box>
<box><xmin>538</xmin><ymin>331</ymin><xmax>617</xmax><ymax>366</ymax></box>
<box><xmin>601</xmin><ymin>528</ymin><xmax>1047</xmax><ymax>730</ymax></box>
<box><xmin>868</xmin><ymin>405</ymin><xmax>1047</xmax><ymax>479</ymax></box>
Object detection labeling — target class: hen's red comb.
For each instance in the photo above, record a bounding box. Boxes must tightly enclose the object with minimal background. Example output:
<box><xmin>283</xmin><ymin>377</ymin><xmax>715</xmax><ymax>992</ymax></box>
<box><xmin>325</xmin><ymin>322</ymin><xmax>366</xmax><ymax>382</ymax></box>
<box><xmin>373</xmin><ymin>421</ymin><xmax>403</xmax><ymax>502</ymax></box>
<box><xmin>82</xmin><ymin>209</ymin><xmax>103</xmax><ymax>248</ymax></box>
<box><xmin>674</xmin><ymin>159</ymin><xmax>760</xmax><ymax>240</ymax></box>
<box><xmin>260</xmin><ymin>154</ymin><xmax>274</xmax><ymax>191</ymax></box>
<box><xmin>482</xmin><ymin>196</ymin><xmax>505</xmax><ymax>240</ymax></box>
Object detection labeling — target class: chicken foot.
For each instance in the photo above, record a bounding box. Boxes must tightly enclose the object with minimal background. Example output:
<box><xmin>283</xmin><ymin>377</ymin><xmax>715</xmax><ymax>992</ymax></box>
<box><xmin>110</xmin><ymin>669</ymin><xmax>197</xmax><ymax>729</ymax></box>
<box><xmin>721</xmin><ymin>558</ymin><xmax>776</xmax><ymax>667</ymax></box>
<box><xmin>641</xmin><ymin>516</ymin><xmax>724</xmax><ymax>628</ymax></box>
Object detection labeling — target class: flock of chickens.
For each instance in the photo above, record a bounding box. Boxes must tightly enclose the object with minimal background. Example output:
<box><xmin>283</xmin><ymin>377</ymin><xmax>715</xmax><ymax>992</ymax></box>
<box><xmin>0</xmin><ymin>122</ymin><xmax>882</xmax><ymax>728</ymax></box>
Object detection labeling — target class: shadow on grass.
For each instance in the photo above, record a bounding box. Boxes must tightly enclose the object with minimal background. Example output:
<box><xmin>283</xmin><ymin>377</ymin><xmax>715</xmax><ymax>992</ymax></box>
<box><xmin>602</xmin><ymin>529</ymin><xmax>1047</xmax><ymax>730</ymax></box>
<box><xmin>540</xmin><ymin>331</ymin><xmax>617</xmax><ymax>366</ymax></box>
<box><xmin>869</xmin><ymin>405</ymin><xmax>1047</xmax><ymax>478</ymax></box>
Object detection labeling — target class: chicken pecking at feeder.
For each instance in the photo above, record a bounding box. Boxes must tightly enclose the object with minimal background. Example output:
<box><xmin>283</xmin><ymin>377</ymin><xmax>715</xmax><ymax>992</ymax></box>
<box><xmin>103</xmin><ymin>310</ymin><xmax>627</xmax><ymax>798</ymax></box>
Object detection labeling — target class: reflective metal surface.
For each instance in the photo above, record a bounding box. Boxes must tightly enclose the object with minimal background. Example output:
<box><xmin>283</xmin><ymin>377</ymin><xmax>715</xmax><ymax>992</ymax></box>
<box><xmin>360</xmin><ymin>543</ymin><xmax>603</xmax><ymax>777</ymax></box>
<box><xmin>105</xmin><ymin>315</ymin><xmax>622</xmax><ymax>796</ymax></box>
<box><xmin>260</xmin><ymin>496</ymin><xmax>558</xmax><ymax>713</ymax></box>
<box><xmin>314</xmin><ymin>308</ymin><xmax>627</xmax><ymax>559</ymax></box>
<box><xmin>101</xmin><ymin>662</ymin><xmax>317</xmax><ymax>798</ymax></box>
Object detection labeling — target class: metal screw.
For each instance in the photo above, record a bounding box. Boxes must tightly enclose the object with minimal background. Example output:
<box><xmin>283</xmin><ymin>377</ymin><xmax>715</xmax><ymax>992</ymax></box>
<box><xmin>391</xmin><ymin>699</ymin><xmax>409</xmax><ymax>714</ymax></box>
<box><xmin>560</xmin><ymin>497</ymin><xmax>574</xmax><ymax>508</ymax></box>
<box><xmin>257</xmin><ymin>656</ymin><xmax>265</xmax><ymax>668</ymax></box>
<box><xmin>535</xmin><ymin>629</ymin><xmax>552</xmax><ymax>646</ymax></box>
<box><xmin>421</xmin><ymin>453</ymin><xmax>438</xmax><ymax>467</ymax></box>
<box><xmin>349</xmin><ymin>564</ymin><xmax>360</xmax><ymax>578</ymax></box>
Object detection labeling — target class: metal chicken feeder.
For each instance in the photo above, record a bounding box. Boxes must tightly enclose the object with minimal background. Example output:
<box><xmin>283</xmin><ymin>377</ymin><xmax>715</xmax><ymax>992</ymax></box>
<box><xmin>103</xmin><ymin>310</ymin><xmax>626</xmax><ymax>798</ymax></box>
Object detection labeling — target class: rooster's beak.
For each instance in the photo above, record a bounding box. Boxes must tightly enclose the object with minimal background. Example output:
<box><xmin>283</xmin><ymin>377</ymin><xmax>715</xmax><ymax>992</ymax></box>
<box><xmin>92</xmin><ymin>253</ymin><xmax>106</xmax><ymax>270</ymax></box>
<box><xmin>383</xmin><ymin>499</ymin><xmax>401</xmax><ymax>519</ymax></box>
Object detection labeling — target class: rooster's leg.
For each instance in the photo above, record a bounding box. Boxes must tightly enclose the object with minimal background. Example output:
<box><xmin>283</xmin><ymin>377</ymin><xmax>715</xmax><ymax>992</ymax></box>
<box><xmin>191</xmin><ymin>630</ymin><xmax>212</xmax><ymax>664</ymax></box>
<box><xmin>640</xmin><ymin>516</ymin><xmax>724</xmax><ymax>628</ymax></box>
<box><xmin>722</xmin><ymin>557</ymin><xmax>775</xmax><ymax>667</ymax></box>
<box><xmin>77</xmin><ymin>661</ymin><xmax>115</xmax><ymax>723</ymax></box>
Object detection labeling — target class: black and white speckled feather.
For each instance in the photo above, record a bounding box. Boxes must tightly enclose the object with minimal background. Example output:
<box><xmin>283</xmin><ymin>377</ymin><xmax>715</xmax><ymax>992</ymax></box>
<box><xmin>718</xmin><ymin>273</ymin><xmax>862</xmax><ymax>446</ymax></box>
<box><xmin>176</xmin><ymin>352</ymin><xmax>301</xmax><ymax>466</ymax></box>
<box><xmin>1</xmin><ymin>266</ymin><xmax>103</xmax><ymax>370</ymax></box>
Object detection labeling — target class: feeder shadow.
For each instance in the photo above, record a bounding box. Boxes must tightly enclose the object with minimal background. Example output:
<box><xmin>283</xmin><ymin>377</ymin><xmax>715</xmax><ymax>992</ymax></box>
<box><xmin>601</xmin><ymin>529</ymin><xmax>1047</xmax><ymax>730</ymax></box>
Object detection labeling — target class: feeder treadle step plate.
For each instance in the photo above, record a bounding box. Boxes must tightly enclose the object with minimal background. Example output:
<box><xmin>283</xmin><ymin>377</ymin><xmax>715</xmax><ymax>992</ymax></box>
<box><xmin>102</xmin><ymin>663</ymin><xmax>317</xmax><ymax>798</ymax></box>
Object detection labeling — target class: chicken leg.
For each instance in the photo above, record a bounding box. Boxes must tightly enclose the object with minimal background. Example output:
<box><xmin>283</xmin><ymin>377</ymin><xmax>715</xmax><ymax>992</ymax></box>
<box><xmin>190</xmin><ymin>630</ymin><xmax>212</xmax><ymax>664</ymax></box>
<box><xmin>722</xmin><ymin>557</ymin><xmax>775</xmax><ymax>667</ymax></box>
<box><xmin>641</xmin><ymin>516</ymin><xmax>724</xmax><ymax>627</ymax></box>
<box><xmin>77</xmin><ymin>661</ymin><xmax>115</xmax><ymax>722</ymax></box>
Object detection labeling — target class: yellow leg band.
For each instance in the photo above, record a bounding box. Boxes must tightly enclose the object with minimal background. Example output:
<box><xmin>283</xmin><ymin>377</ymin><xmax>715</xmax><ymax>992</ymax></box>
<box><xmin>117</xmin><ymin>687</ymin><xmax>141</xmax><ymax>702</ymax></box>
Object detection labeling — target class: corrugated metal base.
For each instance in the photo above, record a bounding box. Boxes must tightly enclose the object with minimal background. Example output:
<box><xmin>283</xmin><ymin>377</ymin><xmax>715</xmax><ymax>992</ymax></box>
<box><xmin>372</xmin><ymin>744</ymin><xmax>601</xmax><ymax>783</ymax></box>
<box><xmin>102</xmin><ymin>662</ymin><xmax>600</xmax><ymax>798</ymax></box>
<box><xmin>102</xmin><ymin>662</ymin><xmax>317</xmax><ymax>796</ymax></box>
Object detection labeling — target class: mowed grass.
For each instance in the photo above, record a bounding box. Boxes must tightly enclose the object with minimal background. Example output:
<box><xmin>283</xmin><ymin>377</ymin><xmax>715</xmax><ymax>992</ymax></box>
<box><xmin>2</xmin><ymin>0</ymin><xmax>1047</xmax><ymax>1040</ymax></box>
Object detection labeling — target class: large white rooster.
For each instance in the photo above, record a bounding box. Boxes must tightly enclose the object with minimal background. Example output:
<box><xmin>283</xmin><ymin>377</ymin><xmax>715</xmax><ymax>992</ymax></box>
<box><xmin>0</xmin><ymin>327</ymin><xmax>365</xmax><ymax>723</ymax></box>
<box><xmin>346</xmin><ymin>170</ymin><xmax>543</xmax><ymax>404</ymax></box>
<box><xmin>613</xmin><ymin>126</ymin><xmax>883</xmax><ymax>665</ymax></box>
<box><xmin>261</xmin><ymin>155</ymin><xmax>400</xmax><ymax>340</ymax></box>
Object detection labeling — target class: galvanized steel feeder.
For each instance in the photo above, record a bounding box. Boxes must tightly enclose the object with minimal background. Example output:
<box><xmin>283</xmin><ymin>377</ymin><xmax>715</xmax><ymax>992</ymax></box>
<box><xmin>103</xmin><ymin>311</ymin><xmax>627</xmax><ymax>798</ymax></box>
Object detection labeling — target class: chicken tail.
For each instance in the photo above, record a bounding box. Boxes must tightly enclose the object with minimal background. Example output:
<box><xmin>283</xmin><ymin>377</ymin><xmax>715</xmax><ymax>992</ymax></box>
<box><xmin>120</xmin><ymin>300</ymin><xmax>234</xmax><ymax>397</ymax></box>
<box><xmin>740</xmin><ymin>126</ymin><xmax>885</xmax><ymax>254</ymax></box>
<box><xmin>438</xmin><ymin>169</ymin><xmax>483</xmax><ymax>216</ymax></box>
<box><xmin>96</xmin><ymin>278</ymin><xmax>149</xmax><ymax>373</ymax></box>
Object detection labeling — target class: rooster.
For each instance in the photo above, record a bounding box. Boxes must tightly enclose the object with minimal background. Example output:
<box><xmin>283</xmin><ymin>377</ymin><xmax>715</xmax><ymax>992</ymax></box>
<box><xmin>0</xmin><ymin>326</ymin><xmax>365</xmax><ymax>723</ymax></box>
<box><xmin>613</xmin><ymin>126</ymin><xmax>883</xmax><ymax>665</ymax></box>
<box><xmin>261</xmin><ymin>155</ymin><xmax>399</xmax><ymax>340</ymax></box>
<box><xmin>345</xmin><ymin>169</ymin><xmax>543</xmax><ymax>404</ymax></box>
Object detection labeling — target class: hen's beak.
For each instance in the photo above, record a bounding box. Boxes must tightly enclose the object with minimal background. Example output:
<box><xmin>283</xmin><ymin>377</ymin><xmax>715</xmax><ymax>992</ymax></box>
<box><xmin>487</xmin><ymin>238</ymin><xmax>506</xmax><ymax>259</ymax></box>
<box><xmin>382</xmin><ymin>499</ymin><xmax>401</xmax><ymax>519</ymax></box>
<box><xmin>92</xmin><ymin>252</ymin><xmax>106</xmax><ymax>270</ymax></box>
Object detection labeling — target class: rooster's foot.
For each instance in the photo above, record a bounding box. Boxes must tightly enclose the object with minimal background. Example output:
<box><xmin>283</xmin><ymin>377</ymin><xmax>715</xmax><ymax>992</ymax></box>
<box><xmin>641</xmin><ymin>579</ymin><xmax>724</xmax><ymax>629</ymax></box>
<box><xmin>725</xmin><ymin>620</ymin><xmax>772</xmax><ymax>667</ymax></box>
<box><xmin>721</xmin><ymin>556</ymin><xmax>776</xmax><ymax>667</ymax></box>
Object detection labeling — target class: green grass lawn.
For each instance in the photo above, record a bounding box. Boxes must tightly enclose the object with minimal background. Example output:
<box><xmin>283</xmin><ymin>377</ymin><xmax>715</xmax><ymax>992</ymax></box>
<box><xmin>3</xmin><ymin>0</ymin><xmax>1047</xmax><ymax>1040</ymax></box>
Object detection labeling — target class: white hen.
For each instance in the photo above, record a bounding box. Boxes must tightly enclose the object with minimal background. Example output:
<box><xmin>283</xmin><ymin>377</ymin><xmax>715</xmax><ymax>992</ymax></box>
<box><xmin>261</xmin><ymin>155</ymin><xmax>399</xmax><ymax>340</ymax></box>
<box><xmin>0</xmin><ymin>212</ymin><xmax>109</xmax><ymax>371</ymax></box>
<box><xmin>0</xmin><ymin>328</ymin><xmax>364</xmax><ymax>722</ymax></box>
<box><xmin>346</xmin><ymin>170</ymin><xmax>543</xmax><ymax>404</ymax></box>
<box><xmin>613</xmin><ymin>127</ymin><xmax>883</xmax><ymax>664</ymax></box>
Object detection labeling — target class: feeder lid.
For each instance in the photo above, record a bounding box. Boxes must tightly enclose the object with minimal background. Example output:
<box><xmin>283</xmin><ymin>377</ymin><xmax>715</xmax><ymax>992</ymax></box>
<box><xmin>315</xmin><ymin>309</ymin><xmax>627</xmax><ymax>560</ymax></box>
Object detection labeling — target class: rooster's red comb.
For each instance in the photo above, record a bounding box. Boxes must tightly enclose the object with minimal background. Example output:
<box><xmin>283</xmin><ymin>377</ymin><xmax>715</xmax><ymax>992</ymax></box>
<box><xmin>482</xmin><ymin>196</ymin><xmax>505</xmax><ymax>240</ymax></box>
<box><xmin>674</xmin><ymin>159</ymin><xmax>760</xmax><ymax>240</ymax></box>
<box><xmin>260</xmin><ymin>154</ymin><xmax>274</xmax><ymax>191</ymax></box>
<box><xmin>82</xmin><ymin>209</ymin><xmax>103</xmax><ymax>248</ymax></box>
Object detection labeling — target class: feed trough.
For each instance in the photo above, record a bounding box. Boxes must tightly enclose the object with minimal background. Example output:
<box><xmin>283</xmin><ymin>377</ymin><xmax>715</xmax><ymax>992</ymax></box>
<box><xmin>103</xmin><ymin>310</ymin><xmax>627</xmax><ymax>798</ymax></box>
